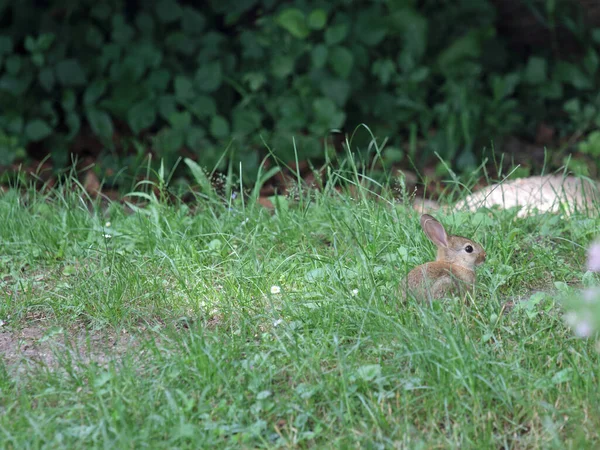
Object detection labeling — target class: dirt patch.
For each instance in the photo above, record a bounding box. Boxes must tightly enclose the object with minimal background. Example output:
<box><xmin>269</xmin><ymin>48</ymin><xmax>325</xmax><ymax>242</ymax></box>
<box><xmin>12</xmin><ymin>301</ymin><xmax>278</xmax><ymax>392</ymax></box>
<box><xmin>0</xmin><ymin>323</ymin><xmax>145</xmax><ymax>375</ymax></box>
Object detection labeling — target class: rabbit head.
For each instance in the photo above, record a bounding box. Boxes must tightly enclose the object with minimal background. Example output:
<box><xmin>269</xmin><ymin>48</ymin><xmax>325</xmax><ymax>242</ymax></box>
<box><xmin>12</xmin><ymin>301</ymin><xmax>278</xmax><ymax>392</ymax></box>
<box><xmin>420</xmin><ymin>214</ymin><xmax>486</xmax><ymax>270</ymax></box>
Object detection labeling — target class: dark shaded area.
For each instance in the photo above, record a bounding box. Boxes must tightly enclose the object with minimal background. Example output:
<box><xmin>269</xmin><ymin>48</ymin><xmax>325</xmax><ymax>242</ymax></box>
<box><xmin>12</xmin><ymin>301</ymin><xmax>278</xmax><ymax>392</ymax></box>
<box><xmin>0</xmin><ymin>0</ymin><xmax>599</xmax><ymax>196</ymax></box>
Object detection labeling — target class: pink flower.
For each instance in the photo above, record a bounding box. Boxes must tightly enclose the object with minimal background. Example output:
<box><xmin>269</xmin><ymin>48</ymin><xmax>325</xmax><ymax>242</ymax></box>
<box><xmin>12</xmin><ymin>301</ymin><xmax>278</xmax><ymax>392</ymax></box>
<box><xmin>588</xmin><ymin>242</ymin><xmax>600</xmax><ymax>272</ymax></box>
<box><xmin>575</xmin><ymin>319</ymin><xmax>593</xmax><ymax>338</ymax></box>
<box><xmin>565</xmin><ymin>312</ymin><xmax>594</xmax><ymax>338</ymax></box>
<box><xmin>583</xmin><ymin>287</ymin><xmax>600</xmax><ymax>304</ymax></box>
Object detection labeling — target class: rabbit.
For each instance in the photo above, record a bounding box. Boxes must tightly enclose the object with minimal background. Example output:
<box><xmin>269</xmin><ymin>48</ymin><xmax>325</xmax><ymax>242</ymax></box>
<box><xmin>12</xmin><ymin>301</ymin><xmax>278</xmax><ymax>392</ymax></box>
<box><xmin>401</xmin><ymin>214</ymin><xmax>486</xmax><ymax>301</ymax></box>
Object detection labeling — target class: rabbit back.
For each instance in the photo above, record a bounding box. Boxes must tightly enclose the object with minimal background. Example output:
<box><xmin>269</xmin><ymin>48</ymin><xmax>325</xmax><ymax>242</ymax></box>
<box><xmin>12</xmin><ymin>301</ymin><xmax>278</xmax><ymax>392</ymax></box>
<box><xmin>404</xmin><ymin>261</ymin><xmax>476</xmax><ymax>300</ymax></box>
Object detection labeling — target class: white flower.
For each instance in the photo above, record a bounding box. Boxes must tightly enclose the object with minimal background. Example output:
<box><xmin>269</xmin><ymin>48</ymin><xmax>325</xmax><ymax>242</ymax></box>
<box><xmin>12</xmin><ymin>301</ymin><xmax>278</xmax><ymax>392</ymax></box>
<box><xmin>273</xmin><ymin>319</ymin><xmax>283</xmax><ymax>327</ymax></box>
<box><xmin>564</xmin><ymin>311</ymin><xmax>577</xmax><ymax>326</ymax></box>
<box><xmin>105</xmin><ymin>221</ymin><xmax>111</xmax><ymax>228</ymax></box>
<box><xmin>103</xmin><ymin>233</ymin><xmax>112</xmax><ymax>239</ymax></box>
<box><xmin>351</xmin><ymin>289</ymin><xmax>359</xmax><ymax>297</ymax></box>
<box><xmin>270</xmin><ymin>285</ymin><xmax>281</xmax><ymax>294</ymax></box>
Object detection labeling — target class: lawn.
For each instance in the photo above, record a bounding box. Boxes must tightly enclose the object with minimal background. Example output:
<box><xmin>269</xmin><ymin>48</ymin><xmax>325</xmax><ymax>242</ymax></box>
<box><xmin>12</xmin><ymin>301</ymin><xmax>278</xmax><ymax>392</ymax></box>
<box><xmin>0</xmin><ymin>169</ymin><xmax>599</xmax><ymax>449</ymax></box>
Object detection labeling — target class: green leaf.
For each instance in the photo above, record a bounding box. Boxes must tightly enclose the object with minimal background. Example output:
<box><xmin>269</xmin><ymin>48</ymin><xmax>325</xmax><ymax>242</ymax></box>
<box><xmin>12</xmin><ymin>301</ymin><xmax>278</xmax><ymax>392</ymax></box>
<box><xmin>197</xmin><ymin>32</ymin><xmax>225</xmax><ymax>61</ymax></box>
<box><xmin>56</xmin><ymin>59</ymin><xmax>86</xmax><ymax>86</ymax></box>
<box><xmin>136</xmin><ymin>13</ymin><xmax>155</xmax><ymax>35</ymax></box>
<box><xmin>111</xmin><ymin>15</ymin><xmax>135</xmax><ymax>44</ymax></box>
<box><xmin>39</xmin><ymin>67</ymin><xmax>55</xmax><ymax>92</ymax></box>
<box><xmin>325</xmin><ymin>23</ymin><xmax>348</xmax><ymax>45</ymax></box>
<box><xmin>539</xmin><ymin>79</ymin><xmax>563</xmax><ymax>100</ymax></box>
<box><xmin>584</xmin><ymin>49</ymin><xmax>599</xmax><ymax>75</ymax></box>
<box><xmin>308</xmin><ymin>9</ymin><xmax>327</xmax><ymax>30</ymax></box>
<box><xmin>185</xmin><ymin>127</ymin><xmax>207</xmax><ymax>150</ymax></box>
<box><xmin>328</xmin><ymin>46</ymin><xmax>354</xmax><ymax>78</ymax></box>
<box><xmin>174</xmin><ymin>75</ymin><xmax>194</xmax><ymax>101</ymax></box>
<box><xmin>181</xmin><ymin>7</ymin><xmax>206</xmax><ymax>35</ymax></box>
<box><xmin>311</xmin><ymin>45</ymin><xmax>328</xmax><ymax>69</ymax></box>
<box><xmin>271</xmin><ymin>55</ymin><xmax>295</xmax><ymax>79</ymax></box>
<box><xmin>243</xmin><ymin>72</ymin><xmax>266</xmax><ymax>91</ymax></box>
<box><xmin>524</xmin><ymin>56</ymin><xmax>547</xmax><ymax>84</ymax></box>
<box><xmin>273</xmin><ymin>97</ymin><xmax>305</xmax><ymax>130</ymax></box>
<box><xmin>128</xmin><ymin>101</ymin><xmax>157</xmax><ymax>134</ymax></box>
<box><xmin>86</xmin><ymin>25</ymin><xmax>105</xmax><ymax>49</ymax></box>
<box><xmin>194</xmin><ymin>61</ymin><xmax>222</xmax><ymax>93</ymax></box>
<box><xmin>39</xmin><ymin>101</ymin><xmax>58</xmax><ymax>128</ymax></box>
<box><xmin>277</xmin><ymin>8</ymin><xmax>309</xmax><ymax>39</ymax></box>
<box><xmin>25</xmin><ymin>119</ymin><xmax>52</xmax><ymax>141</ymax></box>
<box><xmin>156</xmin><ymin>0</ymin><xmax>182</xmax><ymax>23</ymax></box>
<box><xmin>24</xmin><ymin>36</ymin><xmax>35</xmax><ymax>52</ymax></box>
<box><xmin>0</xmin><ymin>74</ymin><xmax>33</xmax><ymax>95</ymax></box>
<box><xmin>312</xmin><ymin>97</ymin><xmax>345</xmax><ymax>133</ymax></box>
<box><xmin>256</xmin><ymin>390</ymin><xmax>271</xmax><ymax>400</ymax></box>
<box><xmin>383</xmin><ymin>147</ymin><xmax>404</xmax><ymax>163</ymax></box>
<box><xmin>551</xmin><ymin>368</ymin><xmax>572</xmax><ymax>385</ymax></box>
<box><xmin>189</xmin><ymin>95</ymin><xmax>217</xmax><ymax>119</ymax></box>
<box><xmin>136</xmin><ymin>44</ymin><xmax>161</xmax><ymax>67</ymax></box>
<box><xmin>5</xmin><ymin>55</ymin><xmax>21</xmax><ymax>75</ymax></box>
<box><xmin>355</xmin><ymin>364</ymin><xmax>381</xmax><ymax>382</ymax></box>
<box><xmin>305</xmin><ymin>267</ymin><xmax>327</xmax><ymax>282</ymax></box>
<box><xmin>563</xmin><ymin>98</ymin><xmax>580</xmax><ymax>117</ymax></box>
<box><xmin>232</xmin><ymin>107</ymin><xmax>261</xmax><ymax>134</ymax></box>
<box><xmin>391</xmin><ymin>8</ymin><xmax>427</xmax><ymax>62</ymax></box>
<box><xmin>184</xmin><ymin>157</ymin><xmax>214</xmax><ymax>193</ymax></box>
<box><xmin>48</xmin><ymin>138</ymin><xmax>69</xmax><ymax>168</ymax></box>
<box><xmin>318</xmin><ymin>77</ymin><xmax>350</xmax><ymax>106</ymax></box>
<box><xmin>593</xmin><ymin>28</ymin><xmax>600</xmax><ymax>45</ymax></box>
<box><xmin>168</xmin><ymin>111</ymin><xmax>192</xmax><ymax>130</ymax></box>
<box><xmin>0</xmin><ymin>36</ymin><xmax>14</xmax><ymax>55</ymax></box>
<box><xmin>31</xmin><ymin>53</ymin><xmax>44</xmax><ymax>68</ymax></box>
<box><xmin>86</xmin><ymin>109</ymin><xmax>114</xmax><ymax>141</ymax></box>
<box><xmin>147</xmin><ymin>69</ymin><xmax>171</xmax><ymax>92</ymax></box>
<box><xmin>490</xmin><ymin>73</ymin><xmax>520</xmax><ymax>100</ymax></box>
<box><xmin>410</xmin><ymin>67</ymin><xmax>429</xmax><ymax>83</ymax></box>
<box><xmin>166</xmin><ymin>32</ymin><xmax>197</xmax><ymax>56</ymax></box>
<box><xmin>83</xmin><ymin>79</ymin><xmax>107</xmax><ymax>106</ymax></box>
<box><xmin>153</xmin><ymin>127</ymin><xmax>183</xmax><ymax>154</ymax></box>
<box><xmin>437</xmin><ymin>28</ymin><xmax>491</xmax><ymax>69</ymax></box>
<box><xmin>65</xmin><ymin>112</ymin><xmax>81</xmax><ymax>140</ymax></box>
<box><xmin>355</xmin><ymin>10</ymin><xmax>387</xmax><ymax>46</ymax></box>
<box><xmin>5</xmin><ymin>117</ymin><xmax>23</xmax><ymax>134</ymax></box>
<box><xmin>62</xmin><ymin>90</ymin><xmax>77</xmax><ymax>111</ymax></box>
<box><xmin>210</xmin><ymin>115</ymin><xmax>230</xmax><ymax>139</ymax></box>
<box><xmin>157</xmin><ymin>95</ymin><xmax>177</xmax><ymax>121</ymax></box>
<box><xmin>555</xmin><ymin>61</ymin><xmax>593</xmax><ymax>90</ymax></box>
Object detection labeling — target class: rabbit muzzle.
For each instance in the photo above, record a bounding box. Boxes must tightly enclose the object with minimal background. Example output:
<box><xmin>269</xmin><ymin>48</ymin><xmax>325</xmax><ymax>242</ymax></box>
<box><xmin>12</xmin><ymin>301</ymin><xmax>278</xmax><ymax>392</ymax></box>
<box><xmin>476</xmin><ymin>251</ymin><xmax>486</xmax><ymax>265</ymax></box>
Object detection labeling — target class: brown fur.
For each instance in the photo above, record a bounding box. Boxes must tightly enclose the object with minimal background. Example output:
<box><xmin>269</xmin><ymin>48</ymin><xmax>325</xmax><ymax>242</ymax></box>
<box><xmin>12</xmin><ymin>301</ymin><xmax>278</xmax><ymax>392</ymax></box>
<box><xmin>401</xmin><ymin>214</ymin><xmax>486</xmax><ymax>301</ymax></box>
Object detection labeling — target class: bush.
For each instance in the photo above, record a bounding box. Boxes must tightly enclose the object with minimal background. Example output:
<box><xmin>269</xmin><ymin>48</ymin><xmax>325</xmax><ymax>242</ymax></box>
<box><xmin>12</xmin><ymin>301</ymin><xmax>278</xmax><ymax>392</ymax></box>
<box><xmin>0</xmin><ymin>0</ymin><xmax>599</xmax><ymax>183</ymax></box>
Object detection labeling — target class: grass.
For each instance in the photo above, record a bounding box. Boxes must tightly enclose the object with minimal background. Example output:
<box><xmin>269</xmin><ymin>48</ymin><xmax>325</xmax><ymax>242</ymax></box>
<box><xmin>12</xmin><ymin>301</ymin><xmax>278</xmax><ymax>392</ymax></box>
<box><xmin>0</xmin><ymin>164</ymin><xmax>599</xmax><ymax>449</ymax></box>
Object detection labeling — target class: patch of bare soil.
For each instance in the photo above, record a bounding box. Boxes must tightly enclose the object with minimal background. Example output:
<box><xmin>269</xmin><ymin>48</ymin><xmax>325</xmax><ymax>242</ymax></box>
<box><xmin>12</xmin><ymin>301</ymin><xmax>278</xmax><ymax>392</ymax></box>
<box><xmin>0</xmin><ymin>323</ymin><xmax>144</xmax><ymax>375</ymax></box>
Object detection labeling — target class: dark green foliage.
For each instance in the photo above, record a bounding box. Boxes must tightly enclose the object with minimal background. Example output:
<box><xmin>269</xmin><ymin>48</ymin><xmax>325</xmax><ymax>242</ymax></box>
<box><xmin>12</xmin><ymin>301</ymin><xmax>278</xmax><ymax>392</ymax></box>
<box><xmin>0</xmin><ymin>0</ymin><xmax>598</xmax><ymax>179</ymax></box>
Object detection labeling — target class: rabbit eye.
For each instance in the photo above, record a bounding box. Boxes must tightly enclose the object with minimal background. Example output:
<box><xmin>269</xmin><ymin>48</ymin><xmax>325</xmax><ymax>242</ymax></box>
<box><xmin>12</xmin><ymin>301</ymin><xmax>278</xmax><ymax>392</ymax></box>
<box><xmin>465</xmin><ymin>245</ymin><xmax>473</xmax><ymax>253</ymax></box>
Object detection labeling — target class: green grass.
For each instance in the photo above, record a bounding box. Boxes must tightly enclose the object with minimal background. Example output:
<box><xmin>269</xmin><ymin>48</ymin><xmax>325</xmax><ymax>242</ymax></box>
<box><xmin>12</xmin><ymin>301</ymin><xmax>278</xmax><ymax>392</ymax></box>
<box><xmin>0</xmin><ymin>168</ymin><xmax>599</xmax><ymax>449</ymax></box>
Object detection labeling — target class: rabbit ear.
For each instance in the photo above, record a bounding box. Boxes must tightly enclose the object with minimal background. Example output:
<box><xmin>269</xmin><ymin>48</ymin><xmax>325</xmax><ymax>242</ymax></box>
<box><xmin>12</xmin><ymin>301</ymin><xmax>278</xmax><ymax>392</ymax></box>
<box><xmin>420</xmin><ymin>214</ymin><xmax>448</xmax><ymax>248</ymax></box>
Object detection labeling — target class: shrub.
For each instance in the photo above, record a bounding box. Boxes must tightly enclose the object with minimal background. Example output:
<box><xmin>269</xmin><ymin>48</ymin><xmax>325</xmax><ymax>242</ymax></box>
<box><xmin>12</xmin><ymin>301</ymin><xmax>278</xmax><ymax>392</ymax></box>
<box><xmin>0</xmin><ymin>0</ymin><xmax>599</xmax><ymax>183</ymax></box>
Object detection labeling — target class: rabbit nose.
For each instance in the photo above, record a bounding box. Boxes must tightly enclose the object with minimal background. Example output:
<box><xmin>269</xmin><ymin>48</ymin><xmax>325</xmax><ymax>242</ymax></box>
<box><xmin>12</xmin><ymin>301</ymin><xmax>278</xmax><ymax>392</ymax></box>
<box><xmin>477</xmin><ymin>251</ymin><xmax>486</xmax><ymax>263</ymax></box>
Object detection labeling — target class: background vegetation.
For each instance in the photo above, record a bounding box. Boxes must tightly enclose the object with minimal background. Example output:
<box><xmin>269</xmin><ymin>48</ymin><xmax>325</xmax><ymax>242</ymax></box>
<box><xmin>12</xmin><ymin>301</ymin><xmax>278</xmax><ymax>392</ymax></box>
<box><xmin>1</xmin><ymin>0</ymin><xmax>600</xmax><ymax>186</ymax></box>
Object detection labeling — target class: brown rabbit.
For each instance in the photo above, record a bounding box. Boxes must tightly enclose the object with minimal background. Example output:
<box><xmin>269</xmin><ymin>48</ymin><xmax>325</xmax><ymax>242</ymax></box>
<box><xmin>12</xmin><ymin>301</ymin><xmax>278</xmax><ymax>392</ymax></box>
<box><xmin>402</xmin><ymin>214</ymin><xmax>486</xmax><ymax>301</ymax></box>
